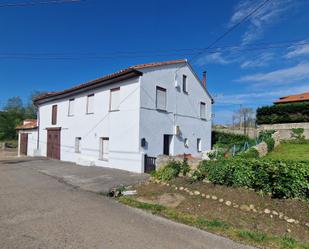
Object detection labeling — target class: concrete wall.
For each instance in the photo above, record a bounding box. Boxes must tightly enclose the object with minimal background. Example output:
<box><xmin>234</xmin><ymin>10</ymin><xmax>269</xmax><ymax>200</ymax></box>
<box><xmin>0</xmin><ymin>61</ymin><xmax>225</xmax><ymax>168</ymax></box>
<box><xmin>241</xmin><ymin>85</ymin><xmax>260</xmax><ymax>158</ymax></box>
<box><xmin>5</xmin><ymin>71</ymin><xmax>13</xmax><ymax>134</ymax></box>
<box><xmin>258</xmin><ymin>122</ymin><xmax>309</xmax><ymax>139</ymax></box>
<box><xmin>18</xmin><ymin>129</ymin><xmax>38</xmax><ymax>157</ymax></box>
<box><xmin>38</xmin><ymin>77</ymin><xmax>143</xmax><ymax>173</ymax></box>
<box><xmin>139</xmin><ymin>63</ymin><xmax>212</xmax><ymax>158</ymax></box>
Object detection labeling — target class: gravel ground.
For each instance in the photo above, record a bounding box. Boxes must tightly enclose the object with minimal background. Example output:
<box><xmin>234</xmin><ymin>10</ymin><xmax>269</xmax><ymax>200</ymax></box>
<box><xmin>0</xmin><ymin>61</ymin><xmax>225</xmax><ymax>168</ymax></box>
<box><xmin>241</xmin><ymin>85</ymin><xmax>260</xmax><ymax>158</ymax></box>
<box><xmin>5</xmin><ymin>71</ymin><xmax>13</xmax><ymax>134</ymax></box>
<box><xmin>0</xmin><ymin>158</ymin><xmax>254</xmax><ymax>249</ymax></box>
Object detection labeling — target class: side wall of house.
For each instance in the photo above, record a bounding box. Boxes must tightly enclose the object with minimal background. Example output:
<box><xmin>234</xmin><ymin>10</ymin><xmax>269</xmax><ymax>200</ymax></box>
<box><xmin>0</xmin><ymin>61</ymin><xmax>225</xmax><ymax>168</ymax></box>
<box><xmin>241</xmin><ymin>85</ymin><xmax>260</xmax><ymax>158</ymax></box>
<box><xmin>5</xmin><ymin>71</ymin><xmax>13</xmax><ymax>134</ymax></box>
<box><xmin>37</xmin><ymin>77</ymin><xmax>143</xmax><ymax>172</ymax></box>
<box><xmin>139</xmin><ymin>64</ymin><xmax>212</xmax><ymax>158</ymax></box>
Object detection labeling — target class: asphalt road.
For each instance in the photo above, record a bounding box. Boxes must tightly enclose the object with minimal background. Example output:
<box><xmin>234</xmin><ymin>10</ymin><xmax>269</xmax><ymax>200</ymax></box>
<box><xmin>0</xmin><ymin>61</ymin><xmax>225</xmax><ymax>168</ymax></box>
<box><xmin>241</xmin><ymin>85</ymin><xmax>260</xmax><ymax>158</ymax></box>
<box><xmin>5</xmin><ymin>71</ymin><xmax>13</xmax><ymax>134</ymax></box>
<box><xmin>0</xmin><ymin>158</ymin><xmax>254</xmax><ymax>249</ymax></box>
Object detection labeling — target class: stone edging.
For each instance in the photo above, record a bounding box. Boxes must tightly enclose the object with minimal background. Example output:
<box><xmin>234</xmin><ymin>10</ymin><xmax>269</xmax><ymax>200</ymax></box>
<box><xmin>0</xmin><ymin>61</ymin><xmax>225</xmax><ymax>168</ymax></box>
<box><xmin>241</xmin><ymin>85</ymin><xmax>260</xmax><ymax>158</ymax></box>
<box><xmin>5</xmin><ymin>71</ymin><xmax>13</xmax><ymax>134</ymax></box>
<box><xmin>151</xmin><ymin>179</ymin><xmax>309</xmax><ymax>230</ymax></box>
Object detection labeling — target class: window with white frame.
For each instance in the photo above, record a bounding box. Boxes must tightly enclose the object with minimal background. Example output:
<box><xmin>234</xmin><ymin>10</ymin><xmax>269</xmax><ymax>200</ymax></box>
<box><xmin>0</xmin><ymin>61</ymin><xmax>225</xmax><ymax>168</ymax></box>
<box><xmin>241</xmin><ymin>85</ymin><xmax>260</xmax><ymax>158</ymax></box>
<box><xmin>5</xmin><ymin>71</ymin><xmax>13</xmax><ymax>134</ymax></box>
<box><xmin>182</xmin><ymin>75</ymin><xmax>188</xmax><ymax>93</ymax></box>
<box><xmin>197</xmin><ymin>138</ymin><xmax>202</xmax><ymax>152</ymax></box>
<box><xmin>110</xmin><ymin>87</ymin><xmax>120</xmax><ymax>111</ymax></box>
<box><xmin>68</xmin><ymin>98</ymin><xmax>75</xmax><ymax>116</ymax></box>
<box><xmin>200</xmin><ymin>102</ymin><xmax>206</xmax><ymax>119</ymax></box>
<box><xmin>99</xmin><ymin>137</ymin><xmax>109</xmax><ymax>160</ymax></box>
<box><xmin>75</xmin><ymin>137</ymin><xmax>81</xmax><ymax>153</ymax></box>
<box><xmin>86</xmin><ymin>94</ymin><xmax>94</xmax><ymax>114</ymax></box>
<box><xmin>156</xmin><ymin>86</ymin><xmax>167</xmax><ymax>111</ymax></box>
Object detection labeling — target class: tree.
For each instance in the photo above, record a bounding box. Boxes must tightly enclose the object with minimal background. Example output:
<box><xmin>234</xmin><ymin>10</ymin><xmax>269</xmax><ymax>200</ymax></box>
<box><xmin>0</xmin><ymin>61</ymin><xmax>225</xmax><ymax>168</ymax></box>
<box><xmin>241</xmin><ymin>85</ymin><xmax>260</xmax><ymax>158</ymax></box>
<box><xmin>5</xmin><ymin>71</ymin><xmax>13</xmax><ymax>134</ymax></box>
<box><xmin>24</xmin><ymin>91</ymin><xmax>46</xmax><ymax>118</ymax></box>
<box><xmin>0</xmin><ymin>111</ymin><xmax>24</xmax><ymax>140</ymax></box>
<box><xmin>4</xmin><ymin>96</ymin><xmax>24</xmax><ymax>113</ymax></box>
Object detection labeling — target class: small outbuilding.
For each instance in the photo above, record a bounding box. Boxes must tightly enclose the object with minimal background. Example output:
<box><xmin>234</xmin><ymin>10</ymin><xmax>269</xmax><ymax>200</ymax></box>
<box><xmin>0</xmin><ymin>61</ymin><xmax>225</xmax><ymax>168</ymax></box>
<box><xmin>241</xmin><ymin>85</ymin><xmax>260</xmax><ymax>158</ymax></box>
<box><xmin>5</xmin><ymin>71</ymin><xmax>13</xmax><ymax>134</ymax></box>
<box><xmin>16</xmin><ymin>119</ymin><xmax>38</xmax><ymax>157</ymax></box>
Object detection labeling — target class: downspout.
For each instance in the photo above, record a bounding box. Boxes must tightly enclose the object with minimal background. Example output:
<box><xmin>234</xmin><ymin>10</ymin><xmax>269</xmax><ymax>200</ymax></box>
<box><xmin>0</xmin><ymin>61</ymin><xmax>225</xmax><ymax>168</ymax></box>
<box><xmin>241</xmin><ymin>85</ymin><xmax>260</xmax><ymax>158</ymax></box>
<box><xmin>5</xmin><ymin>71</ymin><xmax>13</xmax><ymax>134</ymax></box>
<box><xmin>36</xmin><ymin>103</ymin><xmax>40</xmax><ymax>150</ymax></box>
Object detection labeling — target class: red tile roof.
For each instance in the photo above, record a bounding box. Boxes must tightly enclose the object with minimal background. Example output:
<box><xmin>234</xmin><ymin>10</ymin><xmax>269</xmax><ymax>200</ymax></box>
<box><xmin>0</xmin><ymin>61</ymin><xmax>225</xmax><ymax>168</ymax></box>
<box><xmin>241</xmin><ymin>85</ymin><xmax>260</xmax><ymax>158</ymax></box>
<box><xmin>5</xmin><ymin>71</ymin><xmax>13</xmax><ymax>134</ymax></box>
<box><xmin>34</xmin><ymin>59</ymin><xmax>187</xmax><ymax>103</ymax></box>
<box><xmin>274</xmin><ymin>92</ymin><xmax>309</xmax><ymax>104</ymax></box>
<box><xmin>16</xmin><ymin>119</ymin><xmax>38</xmax><ymax>130</ymax></box>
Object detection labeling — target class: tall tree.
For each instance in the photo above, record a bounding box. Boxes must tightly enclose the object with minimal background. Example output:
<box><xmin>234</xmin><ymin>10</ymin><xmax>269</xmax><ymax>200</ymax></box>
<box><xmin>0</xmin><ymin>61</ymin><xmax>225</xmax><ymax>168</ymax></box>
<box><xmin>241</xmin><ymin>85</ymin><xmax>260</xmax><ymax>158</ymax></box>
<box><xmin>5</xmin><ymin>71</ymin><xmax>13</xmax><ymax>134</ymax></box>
<box><xmin>24</xmin><ymin>91</ymin><xmax>46</xmax><ymax>118</ymax></box>
<box><xmin>4</xmin><ymin>96</ymin><xmax>24</xmax><ymax>113</ymax></box>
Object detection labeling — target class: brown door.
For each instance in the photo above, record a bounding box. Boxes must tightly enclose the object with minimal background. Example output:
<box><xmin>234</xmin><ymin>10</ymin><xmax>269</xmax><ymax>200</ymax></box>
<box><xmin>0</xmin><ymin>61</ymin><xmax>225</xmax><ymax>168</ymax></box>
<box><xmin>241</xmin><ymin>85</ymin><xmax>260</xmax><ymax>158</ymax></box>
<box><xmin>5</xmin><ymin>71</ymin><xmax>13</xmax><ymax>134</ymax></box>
<box><xmin>20</xmin><ymin>133</ymin><xmax>28</xmax><ymax>155</ymax></box>
<box><xmin>47</xmin><ymin>128</ymin><xmax>61</xmax><ymax>160</ymax></box>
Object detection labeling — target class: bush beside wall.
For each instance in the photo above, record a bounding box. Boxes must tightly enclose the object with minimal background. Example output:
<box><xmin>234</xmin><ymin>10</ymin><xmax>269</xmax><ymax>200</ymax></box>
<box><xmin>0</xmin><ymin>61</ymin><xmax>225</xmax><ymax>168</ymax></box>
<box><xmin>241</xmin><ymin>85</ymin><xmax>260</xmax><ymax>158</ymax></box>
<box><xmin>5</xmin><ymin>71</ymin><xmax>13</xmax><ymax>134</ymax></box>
<box><xmin>256</xmin><ymin>102</ymin><xmax>309</xmax><ymax>125</ymax></box>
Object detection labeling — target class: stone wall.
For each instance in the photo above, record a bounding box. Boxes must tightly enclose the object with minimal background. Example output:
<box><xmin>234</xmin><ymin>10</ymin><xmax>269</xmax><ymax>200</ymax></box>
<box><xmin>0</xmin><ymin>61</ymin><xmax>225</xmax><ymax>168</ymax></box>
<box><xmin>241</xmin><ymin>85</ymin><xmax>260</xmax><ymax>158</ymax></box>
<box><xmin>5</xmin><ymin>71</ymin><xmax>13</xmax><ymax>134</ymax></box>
<box><xmin>258</xmin><ymin>122</ymin><xmax>309</xmax><ymax>140</ymax></box>
<box><xmin>156</xmin><ymin>155</ymin><xmax>202</xmax><ymax>171</ymax></box>
<box><xmin>252</xmin><ymin>142</ymin><xmax>268</xmax><ymax>157</ymax></box>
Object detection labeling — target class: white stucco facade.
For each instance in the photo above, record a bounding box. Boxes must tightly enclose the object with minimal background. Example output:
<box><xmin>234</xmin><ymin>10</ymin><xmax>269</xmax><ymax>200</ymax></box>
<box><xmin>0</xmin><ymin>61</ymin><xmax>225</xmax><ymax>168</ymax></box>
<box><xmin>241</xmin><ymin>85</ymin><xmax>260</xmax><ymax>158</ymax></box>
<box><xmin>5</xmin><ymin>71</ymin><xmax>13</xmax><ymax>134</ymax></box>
<box><xmin>29</xmin><ymin>61</ymin><xmax>213</xmax><ymax>173</ymax></box>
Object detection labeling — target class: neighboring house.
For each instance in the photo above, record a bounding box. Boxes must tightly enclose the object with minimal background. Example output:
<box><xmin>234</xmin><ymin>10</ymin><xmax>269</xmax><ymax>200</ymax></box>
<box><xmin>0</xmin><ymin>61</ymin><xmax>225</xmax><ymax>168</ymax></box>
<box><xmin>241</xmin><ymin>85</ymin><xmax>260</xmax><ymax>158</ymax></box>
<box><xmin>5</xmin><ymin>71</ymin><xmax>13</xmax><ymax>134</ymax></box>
<box><xmin>274</xmin><ymin>92</ymin><xmax>309</xmax><ymax>104</ymax></box>
<box><xmin>16</xmin><ymin>119</ymin><xmax>38</xmax><ymax>157</ymax></box>
<box><xmin>17</xmin><ymin>59</ymin><xmax>213</xmax><ymax>173</ymax></box>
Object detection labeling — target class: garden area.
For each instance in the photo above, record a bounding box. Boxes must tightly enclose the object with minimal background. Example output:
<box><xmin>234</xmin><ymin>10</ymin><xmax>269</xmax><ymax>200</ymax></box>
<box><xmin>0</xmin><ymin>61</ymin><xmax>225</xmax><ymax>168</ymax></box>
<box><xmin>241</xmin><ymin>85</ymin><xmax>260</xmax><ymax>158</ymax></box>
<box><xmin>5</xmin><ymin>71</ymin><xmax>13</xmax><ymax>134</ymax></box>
<box><xmin>118</xmin><ymin>131</ymin><xmax>309</xmax><ymax>249</ymax></box>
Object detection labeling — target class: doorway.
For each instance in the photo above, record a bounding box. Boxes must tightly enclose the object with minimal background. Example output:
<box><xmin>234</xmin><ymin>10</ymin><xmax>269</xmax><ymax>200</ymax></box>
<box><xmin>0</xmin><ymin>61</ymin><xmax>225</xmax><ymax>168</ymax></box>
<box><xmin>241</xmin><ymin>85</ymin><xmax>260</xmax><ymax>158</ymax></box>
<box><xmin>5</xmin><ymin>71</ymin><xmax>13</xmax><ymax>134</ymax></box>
<box><xmin>47</xmin><ymin>128</ymin><xmax>61</xmax><ymax>160</ymax></box>
<box><xmin>20</xmin><ymin>133</ymin><xmax>28</xmax><ymax>155</ymax></box>
<box><xmin>163</xmin><ymin>134</ymin><xmax>172</xmax><ymax>156</ymax></box>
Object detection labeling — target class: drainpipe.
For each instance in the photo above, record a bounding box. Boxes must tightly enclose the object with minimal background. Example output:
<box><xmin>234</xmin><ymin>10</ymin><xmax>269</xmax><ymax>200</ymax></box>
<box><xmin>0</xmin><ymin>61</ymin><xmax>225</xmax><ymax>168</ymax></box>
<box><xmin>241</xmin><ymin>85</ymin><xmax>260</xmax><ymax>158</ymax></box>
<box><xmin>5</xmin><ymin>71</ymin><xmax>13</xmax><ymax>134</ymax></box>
<box><xmin>36</xmin><ymin>103</ymin><xmax>40</xmax><ymax>151</ymax></box>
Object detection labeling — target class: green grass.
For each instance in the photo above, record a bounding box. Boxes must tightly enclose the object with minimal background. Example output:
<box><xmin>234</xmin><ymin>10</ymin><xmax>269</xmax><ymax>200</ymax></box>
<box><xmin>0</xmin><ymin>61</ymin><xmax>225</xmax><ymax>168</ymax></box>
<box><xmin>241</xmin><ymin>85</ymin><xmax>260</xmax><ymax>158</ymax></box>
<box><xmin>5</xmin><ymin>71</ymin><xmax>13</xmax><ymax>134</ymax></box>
<box><xmin>266</xmin><ymin>143</ymin><xmax>309</xmax><ymax>160</ymax></box>
<box><xmin>119</xmin><ymin>196</ymin><xmax>309</xmax><ymax>249</ymax></box>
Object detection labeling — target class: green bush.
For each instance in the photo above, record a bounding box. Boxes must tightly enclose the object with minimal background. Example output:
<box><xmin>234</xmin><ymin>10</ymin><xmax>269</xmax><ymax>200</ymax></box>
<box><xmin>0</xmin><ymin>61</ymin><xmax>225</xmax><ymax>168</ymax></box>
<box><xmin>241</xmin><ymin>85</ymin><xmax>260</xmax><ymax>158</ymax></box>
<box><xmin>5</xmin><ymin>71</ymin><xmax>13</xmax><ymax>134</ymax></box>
<box><xmin>237</xmin><ymin>147</ymin><xmax>259</xmax><ymax>159</ymax></box>
<box><xmin>256</xmin><ymin>102</ymin><xmax>309</xmax><ymax>124</ymax></box>
<box><xmin>212</xmin><ymin>131</ymin><xmax>251</xmax><ymax>148</ymax></box>
<box><xmin>291</xmin><ymin>128</ymin><xmax>306</xmax><ymax>143</ymax></box>
<box><xmin>258</xmin><ymin>130</ymin><xmax>275</xmax><ymax>152</ymax></box>
<box><xmin>192</xmin><ymin>158</ymin><xmax>309</xmax><ymax>199</ymax></box>
<box><xmin>154</xmin><ymin>158</ymin><xmax>190</xmax><ymax>181</ymax></box>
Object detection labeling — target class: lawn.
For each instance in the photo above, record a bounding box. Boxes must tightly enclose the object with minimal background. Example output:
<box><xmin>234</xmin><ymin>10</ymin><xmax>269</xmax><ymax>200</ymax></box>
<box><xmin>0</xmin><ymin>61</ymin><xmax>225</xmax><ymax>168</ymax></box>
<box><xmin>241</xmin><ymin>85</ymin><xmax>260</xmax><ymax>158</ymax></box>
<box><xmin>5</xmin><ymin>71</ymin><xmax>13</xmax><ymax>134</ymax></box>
<box><xmin>266</xmin><ymin>142</ymin><xmax>309</xmax><ymax>160</ymax></box>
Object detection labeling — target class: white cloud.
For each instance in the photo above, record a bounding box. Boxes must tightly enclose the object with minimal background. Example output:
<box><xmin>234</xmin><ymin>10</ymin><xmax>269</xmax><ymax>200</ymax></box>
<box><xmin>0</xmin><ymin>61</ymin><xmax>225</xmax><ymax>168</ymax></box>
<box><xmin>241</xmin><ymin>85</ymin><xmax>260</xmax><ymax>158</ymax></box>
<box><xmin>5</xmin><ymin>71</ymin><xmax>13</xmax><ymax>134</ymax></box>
<box><xmin>196</xmin><ymin>52</ymin><xmax>231</xmax><ymax>66</ymax></box>
<box><xmin>240</xmin><ymin>52</ymin><xmax>274</xmax><ymax>68</ymax></box>
<box><xmin>285</xmin><ymin>41</ymin><xmax>309</xmax><ymax>58</ymax></box>
<box><xmin>237</xmin><ymin>62</ymin><xmax>309</xmax><ymax>85</ymax></box>
<box><xmin>229</xmin><ymin>0</ymin><xmax>295</xmax><ymax>45</ymax></box>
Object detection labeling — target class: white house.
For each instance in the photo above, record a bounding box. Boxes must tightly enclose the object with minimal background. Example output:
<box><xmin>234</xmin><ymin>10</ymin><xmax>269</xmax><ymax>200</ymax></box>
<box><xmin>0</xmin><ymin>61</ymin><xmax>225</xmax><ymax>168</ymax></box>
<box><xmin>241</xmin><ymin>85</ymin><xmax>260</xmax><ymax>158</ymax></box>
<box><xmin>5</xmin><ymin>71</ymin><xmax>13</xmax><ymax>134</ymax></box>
<box><xmin>17</xmin><ymin>59</ymin><xmax>213</xmax><ymax>173</ymax></box>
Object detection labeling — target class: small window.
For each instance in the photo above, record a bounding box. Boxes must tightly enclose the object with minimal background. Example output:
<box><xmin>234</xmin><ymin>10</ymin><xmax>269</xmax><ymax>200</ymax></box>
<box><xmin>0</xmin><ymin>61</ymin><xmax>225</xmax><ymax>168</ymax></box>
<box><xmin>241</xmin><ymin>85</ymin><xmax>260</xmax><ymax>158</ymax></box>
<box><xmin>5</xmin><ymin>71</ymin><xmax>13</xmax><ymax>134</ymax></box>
<box><xmin>52</xmin><ymin>105</ymin><xmax>57</xmax><ymax>125</ymax></box>
<box><xmin>99</xmin><ymin>137</ymin><xmax>109</xmax><ymax>160</ymax></box>
<box><xmin>200</xmin><ymin>102</ymin><xmax>206</xmax><ymax>120</ymax></box>
<box><xmin>184</xmin><ymin>138</ymin><xmax>189</xmax><ymax>148</ymax></box>
<box><xmin>86</xmin><ymin>94</ymin><xmax>94</xmax><ymax>114</ymax></box>
<box><xmin>110</xmin><ymin>87</ymin><xmax>120</xmax><ymax>111</ymax></box>
<box><xmin>197</xmin><ymin>138</ymin><xmax>202</xmax><ymax>152</ymax></box>
<box><xmin>156</xmin><ymin>86</ymin><xmax>167</xmax><ymax>111</ymax></box>
<box><xmin>182</xmin><ymin>75</ymin><xmax>188</xmax><ymax>93</ymax></box>
<box><xmin>68</xmin><ymin>99</ymin><xmax>75</xmax><ymax>116</ymax></box>
<box><xmin>75</xmin><ymin>137</ymin><xmax>81</xmax><ymax>153</ymax></box>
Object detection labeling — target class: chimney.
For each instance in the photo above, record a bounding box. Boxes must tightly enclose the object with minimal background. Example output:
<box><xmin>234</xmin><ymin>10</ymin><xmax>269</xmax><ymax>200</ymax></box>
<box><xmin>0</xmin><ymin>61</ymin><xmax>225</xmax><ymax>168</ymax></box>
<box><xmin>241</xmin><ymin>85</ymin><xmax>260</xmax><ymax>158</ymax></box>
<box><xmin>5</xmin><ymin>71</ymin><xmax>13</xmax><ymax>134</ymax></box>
<box><xmin>202</xmin><ymin>71</ymin><xmax>207</xmax><ymax>89</ymax></box>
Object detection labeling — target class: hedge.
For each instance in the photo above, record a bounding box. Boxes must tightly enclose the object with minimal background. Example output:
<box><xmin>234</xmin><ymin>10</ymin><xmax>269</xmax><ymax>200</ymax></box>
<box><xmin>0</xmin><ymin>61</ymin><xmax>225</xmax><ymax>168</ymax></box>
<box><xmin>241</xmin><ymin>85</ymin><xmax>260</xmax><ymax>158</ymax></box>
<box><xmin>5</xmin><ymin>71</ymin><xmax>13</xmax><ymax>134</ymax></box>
<box><xmin>192</xmin><ymin>158</ymin><xmax>309</xmax><ymax>199</ymax></box>
<box><xmin>256</xmin><ymin>102</ymin><xmax>309</xmax><ymax>124</ymax></box>
<box><xmin>212</xmin><ymin>131</ymin><xmax>253</xmax><ymax>148</ymax></box>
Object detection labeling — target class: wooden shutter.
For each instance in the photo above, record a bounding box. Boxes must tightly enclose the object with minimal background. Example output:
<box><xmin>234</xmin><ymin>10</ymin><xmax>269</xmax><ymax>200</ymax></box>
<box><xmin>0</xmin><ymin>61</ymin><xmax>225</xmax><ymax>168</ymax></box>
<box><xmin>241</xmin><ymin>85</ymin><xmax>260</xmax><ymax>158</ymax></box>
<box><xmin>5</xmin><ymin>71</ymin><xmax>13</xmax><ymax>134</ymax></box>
<box><xmin>52</xmin><ymin>105</ymin><xmax>57</xmax><ymax>125</ymax></box>
<box><xmin>110</xmin><ymin>88</ymin><xmax>120</xmax><ymax>111</ymax></box>
<box><xmin>156</xmin><ymin>86</ymin><xmax>166</xmax><ymax>110</ymax></box>
<box><xmin>200</xmin><ymin>102</ymin><xmax>206</xmax><ymax>119</ymax></box>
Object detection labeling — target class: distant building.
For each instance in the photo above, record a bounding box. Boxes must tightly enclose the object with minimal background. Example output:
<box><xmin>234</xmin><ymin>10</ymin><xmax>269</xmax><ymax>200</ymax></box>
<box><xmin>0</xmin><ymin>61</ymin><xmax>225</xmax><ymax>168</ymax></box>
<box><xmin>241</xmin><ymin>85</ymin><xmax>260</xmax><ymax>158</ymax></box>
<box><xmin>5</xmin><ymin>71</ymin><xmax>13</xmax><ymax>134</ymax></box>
<box><xmin>274</xmin><ymin>92</ymin><xmax>309</xmax><ymax>104</ymax></box>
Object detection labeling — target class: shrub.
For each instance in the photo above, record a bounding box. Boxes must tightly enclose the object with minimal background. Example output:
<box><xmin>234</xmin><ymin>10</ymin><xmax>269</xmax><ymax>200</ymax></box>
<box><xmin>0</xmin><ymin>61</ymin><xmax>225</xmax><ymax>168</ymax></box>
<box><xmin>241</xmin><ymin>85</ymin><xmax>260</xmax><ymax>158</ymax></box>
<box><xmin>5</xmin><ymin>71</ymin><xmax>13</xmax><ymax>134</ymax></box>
<box><xmin>237</xmin><ymin>147</ymin><xmax>259</xmax><ymax>159</ymax></box>
<box><xmin>256</xmin><ymin>102</ymin><xmax>309</xmax><ymax>124</ymax></box>
<box><xmin>181</xmin><ymin>158</ymin><xmax>190</xmax><ymax>176</ymax></box>
<box><xmin>212</xmin><ymin>131</ymin><xmax>251</xmax><ymax>148</ymax></box>
<box><xmin>192</xmin><ymin>158</ymin><xmax>309</xmax><ymax>199</ymax></box>
<box><xmin>154</xmin><ymin>160</ymin><xmax>181</xmax><ymax>181</ymax></box>
<box><xmin>291</xmin><ymin>128</ymin><xmax>306</xmax><ymax>142</ymax></box>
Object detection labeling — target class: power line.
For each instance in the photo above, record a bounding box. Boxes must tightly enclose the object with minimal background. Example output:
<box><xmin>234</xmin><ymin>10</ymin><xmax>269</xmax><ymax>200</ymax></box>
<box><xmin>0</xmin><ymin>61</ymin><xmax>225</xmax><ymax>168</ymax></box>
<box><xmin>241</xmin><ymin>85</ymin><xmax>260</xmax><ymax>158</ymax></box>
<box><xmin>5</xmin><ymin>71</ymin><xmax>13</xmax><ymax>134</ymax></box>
<box><xmin>0</xmin><ymin>0</ymin><xmax>85</xmax><ymax>8</ymax></box>
<box><xmin>0</xmin><ymin>38</ymin><xmax>307</xmax><ymax>60</ymax></box>
<box><xmin>189</xmin><ymin>0</ymin><xmax>272</xmax><ymax>63</ymax></box>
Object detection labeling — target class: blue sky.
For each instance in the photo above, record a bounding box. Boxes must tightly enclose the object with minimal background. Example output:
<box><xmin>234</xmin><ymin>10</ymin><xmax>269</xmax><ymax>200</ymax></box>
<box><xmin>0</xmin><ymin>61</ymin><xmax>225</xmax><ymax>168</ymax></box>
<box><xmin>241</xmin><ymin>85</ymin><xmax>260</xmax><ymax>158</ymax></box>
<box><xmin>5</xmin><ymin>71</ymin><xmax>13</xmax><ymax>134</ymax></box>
<box><xmin>0</xmin><ymin>0</ymin><xmax>309</xmax><ymax>124</ymax></box>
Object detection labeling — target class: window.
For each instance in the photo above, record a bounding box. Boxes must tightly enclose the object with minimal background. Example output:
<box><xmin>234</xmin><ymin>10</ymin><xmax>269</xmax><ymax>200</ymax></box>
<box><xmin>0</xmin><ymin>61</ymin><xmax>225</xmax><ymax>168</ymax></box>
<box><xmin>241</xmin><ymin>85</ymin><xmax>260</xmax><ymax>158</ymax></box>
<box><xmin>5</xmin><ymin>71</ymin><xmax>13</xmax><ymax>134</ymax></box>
<box><xmin>68</xmin><ymin>99</ymin><xmax>75</xmax><ymax>116</ymax></box>
<box><xmin>86</xmin><ymin>94</ymin><xmax>94</xmax><ymax>114</ymax></box>
<box><xmin>156</xmin><ymin>86</ymin><xmax>167</xmax><ymax>111</ymax></box>
<box><xmin>197</xmin><ymin>138</ymin><xmax>202</xmax><ymax>152</ymax></box>
<box><xmin>184</xmin><ymin>138</ymin><xmax>189</xmax><ymax>148</ymax></box>
<box><xmin>99</xmin><ymin>137</ymin><xmax>109</xmax><ymax>160</ymax></box>
<box><xmin>110</xmin><ymin>87</ymin><xmax>120</xmax><ymax>111</ymax></box>
<box><xmin>182</xmin><ymin>75</ymin><xmax>188</xmax><ymax>93</ymax></box>
<box><xmin>200</xmin><ymin>102</ymin><xmax>206</xmax><ymax>119</ymax></box>
<box><xmin>52</xmin><ymin>105</ymin><xmax>57</xmax><ymax>125</ymax></box>
<box><xmin>75</xmin><ymin>137</ymin><xmax>81</xmax><ymax>153</ymax></box>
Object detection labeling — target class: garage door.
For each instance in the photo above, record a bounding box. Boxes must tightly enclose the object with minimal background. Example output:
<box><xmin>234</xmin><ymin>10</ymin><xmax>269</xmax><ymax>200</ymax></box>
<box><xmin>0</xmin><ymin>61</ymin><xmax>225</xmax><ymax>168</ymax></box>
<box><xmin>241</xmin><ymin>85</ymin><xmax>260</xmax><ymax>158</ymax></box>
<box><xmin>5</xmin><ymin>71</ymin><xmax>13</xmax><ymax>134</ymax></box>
<box><xmin>47</xmin><ymin>128</ymin><xmax>61</xmax><ymax>160</ymax></box>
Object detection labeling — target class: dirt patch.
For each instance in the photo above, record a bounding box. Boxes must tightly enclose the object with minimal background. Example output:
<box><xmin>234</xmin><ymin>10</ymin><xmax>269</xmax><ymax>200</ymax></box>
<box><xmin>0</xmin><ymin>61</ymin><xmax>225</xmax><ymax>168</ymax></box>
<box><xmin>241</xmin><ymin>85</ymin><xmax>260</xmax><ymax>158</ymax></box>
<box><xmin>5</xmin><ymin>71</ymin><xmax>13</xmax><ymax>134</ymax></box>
<box><xmin>137</xmin><ymin>193</ymin><xmax>185</xmax><ymax>208</ymax></box>
<box><xmin>134</xmin><ymin>178</ymin><xmax>309</xmax><ymax>243</ymax></box>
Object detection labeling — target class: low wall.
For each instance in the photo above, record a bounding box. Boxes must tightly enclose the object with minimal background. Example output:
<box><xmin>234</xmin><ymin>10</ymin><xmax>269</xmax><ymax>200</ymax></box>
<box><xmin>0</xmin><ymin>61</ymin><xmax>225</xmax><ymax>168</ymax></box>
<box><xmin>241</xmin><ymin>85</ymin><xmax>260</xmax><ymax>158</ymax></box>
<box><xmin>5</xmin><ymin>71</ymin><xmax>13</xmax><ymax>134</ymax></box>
<box><xmin>258</xmin><ymin>122</ymin><xmax>309</xmax><ymax>140</ymax></box>
<box><xmin>156</xmin><ymin>155</ymin><xmax>202</xmax><ymax>171</ymax></box>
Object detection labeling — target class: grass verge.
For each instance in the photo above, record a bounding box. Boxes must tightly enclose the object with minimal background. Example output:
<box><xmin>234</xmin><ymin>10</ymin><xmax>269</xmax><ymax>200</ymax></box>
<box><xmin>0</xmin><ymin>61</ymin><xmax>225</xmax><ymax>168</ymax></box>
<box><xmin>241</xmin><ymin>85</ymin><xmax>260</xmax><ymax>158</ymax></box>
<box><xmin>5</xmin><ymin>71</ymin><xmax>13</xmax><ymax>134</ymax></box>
<box><xmin>266</xmin><ymin>143</ymin><xmax>309</xmax><ymax>160</ymax></box>
<box><xmin>119</xmin><ymin>196</ymin><xmax>309</xmax><ymax>249</ymax></box>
